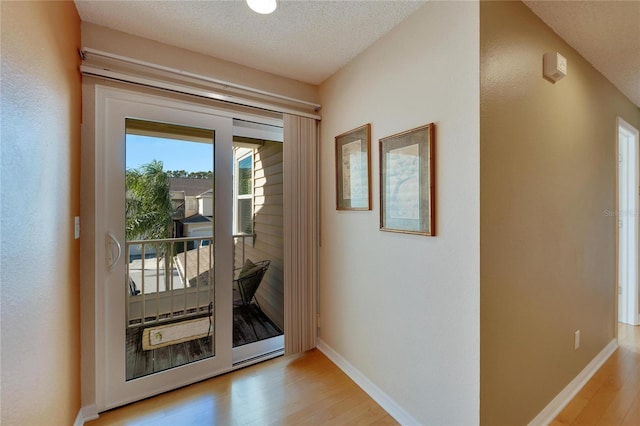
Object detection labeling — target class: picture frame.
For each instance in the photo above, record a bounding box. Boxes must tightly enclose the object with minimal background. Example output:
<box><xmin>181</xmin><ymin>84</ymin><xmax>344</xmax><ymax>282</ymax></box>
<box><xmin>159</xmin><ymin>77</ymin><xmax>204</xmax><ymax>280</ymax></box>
<box><xmin>335</xmin><ymin>124</ymin><xmax>372</xmax><ymax>210</ymax></box>
<box><xmin>379</xmin><ymin>123</ymin><xmax>435</xmax><ymax>236</ymax></box>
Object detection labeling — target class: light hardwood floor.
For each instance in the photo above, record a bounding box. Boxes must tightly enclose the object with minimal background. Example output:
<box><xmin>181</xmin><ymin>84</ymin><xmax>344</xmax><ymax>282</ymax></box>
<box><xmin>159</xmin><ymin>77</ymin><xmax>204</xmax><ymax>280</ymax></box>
<box><xmin>552</xmin><ymin>323</ymin><xmax>640</xmax><ymax>426</ymax></box>
<box><xmin>87</xmin><ymin>349</ymin><xmax>398</xmax><ymax>425</ymax></box>
<box><xmin>87</xmin><ymin>325</ymin><xmax>640</xmax><ymax>425</ymax></box>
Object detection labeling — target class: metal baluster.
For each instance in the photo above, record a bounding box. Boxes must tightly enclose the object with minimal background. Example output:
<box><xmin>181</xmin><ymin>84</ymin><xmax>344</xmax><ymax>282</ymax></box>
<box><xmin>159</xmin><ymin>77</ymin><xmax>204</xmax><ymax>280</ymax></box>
<box><xmin>155</xmin><ymin>242</ymin><xmax>161</xmax><ymax>322</ymax></box>
<box><xmin>183</xmin><ymin>239</ymin><xmax>188</xmax><ymax>317</ymax></box>
<box><xmin>141</xmin><ymin>242</ymin><xmax>146</xmax><ymax>325</ymax></box>
<box><xmin>195</xmin><ymin>237</ymin><xmax>200</xmax><ymax>315</ymax></box>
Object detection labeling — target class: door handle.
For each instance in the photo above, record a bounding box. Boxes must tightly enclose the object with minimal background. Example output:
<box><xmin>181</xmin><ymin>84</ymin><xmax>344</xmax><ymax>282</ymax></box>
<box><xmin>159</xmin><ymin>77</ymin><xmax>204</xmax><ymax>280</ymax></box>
<box><xmin>107</xmin><ymin>231</ymin><xmax>122</xmax><ymax>270</ymax></box>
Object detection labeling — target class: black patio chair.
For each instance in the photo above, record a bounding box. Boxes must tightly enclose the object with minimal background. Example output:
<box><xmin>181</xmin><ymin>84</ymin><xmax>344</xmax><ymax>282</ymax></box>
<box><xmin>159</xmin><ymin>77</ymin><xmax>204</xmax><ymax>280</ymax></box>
<box><xmin>128</xmin><ymin>277</ymin><xmax>141</xmax><ymax>296</ymax></box>
<box><xmin>233</xmin><ymin>259</ymin><xmax>270</xmax><ymax>307</ymax></box>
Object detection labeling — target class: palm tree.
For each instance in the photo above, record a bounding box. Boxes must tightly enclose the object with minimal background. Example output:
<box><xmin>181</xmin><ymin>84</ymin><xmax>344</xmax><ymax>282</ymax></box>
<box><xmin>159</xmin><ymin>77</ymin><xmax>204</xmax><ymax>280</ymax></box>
<box><xmin>126</xmin><ymin>160</ymin><xmax>173</xmax><ymax>288</ymax></box>
<box><xmin>126</xmin><ymin>160</ymin><xmax>173</xmax><ymax>241</ymax></box>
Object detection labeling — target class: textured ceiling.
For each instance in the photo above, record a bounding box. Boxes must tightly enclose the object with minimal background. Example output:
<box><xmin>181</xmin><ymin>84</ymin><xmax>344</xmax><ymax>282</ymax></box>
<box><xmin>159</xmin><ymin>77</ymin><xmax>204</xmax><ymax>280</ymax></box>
<box><xmin>524</xmin><ymin>0</ymin><xmax>640</xmax><ymax>108</ymax></box>
<box><xmin>74</xmin><ymin>0</ymin><xmax>426</xmax><ymax>85</ymax></box>
<box><xmin>75</xmin><ymin>1</ymin><xmax>639</xmax><ymax>107</ymax></box>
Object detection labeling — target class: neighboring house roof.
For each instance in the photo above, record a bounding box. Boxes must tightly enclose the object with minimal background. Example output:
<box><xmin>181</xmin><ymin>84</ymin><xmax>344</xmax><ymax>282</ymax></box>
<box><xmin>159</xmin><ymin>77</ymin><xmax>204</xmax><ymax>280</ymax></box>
<box><xmin>180</xmin><ymin>214</ymin><xmax>212</xmax><ymax>224</ymax></box>
<box><xmin>197</xmin><ymin>190</ymin><xmax>213</xmax><ymax>198</ymax></box>
<box><xmin>169</xmin><ymin>177</ymin><xmax>213</xmax><ymax>196</ymax></box>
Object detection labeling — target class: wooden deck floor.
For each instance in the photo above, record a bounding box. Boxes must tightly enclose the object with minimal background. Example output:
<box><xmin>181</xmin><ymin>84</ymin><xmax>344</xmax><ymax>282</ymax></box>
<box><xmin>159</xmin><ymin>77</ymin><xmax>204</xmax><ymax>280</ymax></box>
<box><xmin>552</xmin><ymin>323</ymin><xmax>640</xmax><ymax>425</ymax></box>
<box><xmin>88</xmin><ymin>349</ymin><xmax>397</xmax><ymax>426</ymax></box>
<box><xmin>127</xmin><ymin>304</ymin><xmax>283</xmax><ymax>380</ymax></box>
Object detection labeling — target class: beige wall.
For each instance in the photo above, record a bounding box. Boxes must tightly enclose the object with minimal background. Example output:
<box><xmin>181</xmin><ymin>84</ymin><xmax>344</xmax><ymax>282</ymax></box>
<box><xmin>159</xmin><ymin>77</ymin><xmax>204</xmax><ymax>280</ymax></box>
<box><xmin>0</xmin><ymin>1</ymin><xmax>82</xmax><ymax>425</ymax></box>
<box><xmin>319</xmin><ymin>2</ymin><xmax>480</xmax><ymax>424</ymax></box>
<box><xmin>480</xmin><ymin>2</ymin><xmax>640</xmax><ymax>425</ymax></box>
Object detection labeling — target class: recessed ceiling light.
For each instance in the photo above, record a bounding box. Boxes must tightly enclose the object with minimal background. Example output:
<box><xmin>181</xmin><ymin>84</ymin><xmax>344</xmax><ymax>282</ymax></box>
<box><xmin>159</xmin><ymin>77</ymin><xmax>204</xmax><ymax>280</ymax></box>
<box><xmin>247</xmin><ymin>0</ymin><xmax>277</xmax><ymax>15</ymax></box>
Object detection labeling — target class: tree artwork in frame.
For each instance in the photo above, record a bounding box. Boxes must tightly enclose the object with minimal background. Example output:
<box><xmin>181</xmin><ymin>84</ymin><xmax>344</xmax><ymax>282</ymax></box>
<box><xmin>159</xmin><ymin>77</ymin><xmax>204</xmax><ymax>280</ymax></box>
<box><xmin>379</xmin><ymin>123</ymin><xmax>435</xmax><ymax>236</ymax></box>
<box><xmin>335</xmin><ymin>124</ymin><xmax>372</xmax><ymax>210</ymax></box>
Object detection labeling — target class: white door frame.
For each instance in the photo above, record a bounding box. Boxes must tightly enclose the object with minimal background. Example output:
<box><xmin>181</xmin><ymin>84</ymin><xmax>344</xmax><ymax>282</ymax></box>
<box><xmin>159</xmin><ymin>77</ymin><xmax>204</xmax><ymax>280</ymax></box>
<box><xmin>91</xmin><ymin>86</ymin><xmax>285</xmax><ymax>411</ymax></box>
<box><xmin>617</xmin><ymin>116</ymin><xmax>640</xmax><ymax>326</ymax></box>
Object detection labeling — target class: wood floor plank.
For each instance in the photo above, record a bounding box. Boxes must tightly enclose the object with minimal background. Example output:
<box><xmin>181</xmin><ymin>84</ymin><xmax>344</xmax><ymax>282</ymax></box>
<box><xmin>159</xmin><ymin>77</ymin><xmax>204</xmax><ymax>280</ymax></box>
<box><xmin>106</xmin><ymin>323</ymin><xmax>640</xmax><ymax>425</ymax></box>
<box><xmin>621</xmin><ymin>391</ymin><xmax>640</xmax><ymax>426</ymax></box>
<box><xmin>152</xmin><ymin>345</ymin><xmax>172</xmax><ymax>372</ymax></box>
<box><xmin>553</xmin><ymin>323</ymin><xmax>640</xmax><ymax>426</ymax></box>
<box><xmin>87</xmin><ymin>349</ymin><xmax>396</xmax><ymax>426</ymax></box>
<box><xmin>600</xmin><ymin>354</ymin><xmax>640</xmax><ymax>425</ymax></box>
<box><xmin>555</xmin><ymin>395</ymin><xmax>589</xmax><ymax>425</ymax></box>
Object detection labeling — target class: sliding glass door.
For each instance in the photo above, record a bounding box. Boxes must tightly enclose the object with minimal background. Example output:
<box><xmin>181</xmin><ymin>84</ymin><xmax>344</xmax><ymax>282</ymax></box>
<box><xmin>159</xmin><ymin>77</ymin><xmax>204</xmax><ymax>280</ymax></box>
<box><xmin>100</xmin><ymin>90</ymin><xmax>233</xmax><ymax>410</ymax></box>
<box><xmin>94</xmin><ymin>88</ymin><xmax>286</xmax><ymax>412</ymax></box>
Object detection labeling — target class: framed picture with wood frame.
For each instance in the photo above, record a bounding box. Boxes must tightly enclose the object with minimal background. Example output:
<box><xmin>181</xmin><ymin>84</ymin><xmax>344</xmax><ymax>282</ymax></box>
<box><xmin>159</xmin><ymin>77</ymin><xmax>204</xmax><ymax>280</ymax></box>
<box><xmin>379</xmin><ymin>123</ymin><xmax>435</xmax><ymax>236</ymax></box>
<box><xmin>335</xmin><ymin>123</ymin><xmax>372</xmax><ymax>210</ymax></box>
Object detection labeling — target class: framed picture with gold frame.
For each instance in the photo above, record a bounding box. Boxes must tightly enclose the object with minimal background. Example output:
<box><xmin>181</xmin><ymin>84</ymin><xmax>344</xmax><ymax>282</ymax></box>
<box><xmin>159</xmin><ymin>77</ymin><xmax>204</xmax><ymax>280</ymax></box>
<box><xmin>379</xmin><ymin>123</ymin><xmax>435</xmax><ymax>235</ymax></box>
<box><xmin>335</xmin><ymin>124</ymin><xmax>372</xmax><ymax>210</ymax></box>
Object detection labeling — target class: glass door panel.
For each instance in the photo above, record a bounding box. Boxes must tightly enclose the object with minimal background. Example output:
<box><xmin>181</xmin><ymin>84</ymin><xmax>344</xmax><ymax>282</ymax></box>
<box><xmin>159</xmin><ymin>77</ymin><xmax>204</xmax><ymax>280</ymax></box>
<box><xmin>230</xmin><ymin>129</ymin><xmax>285</xmax><ymax>363</ymax></box>
<box><xmin>101</xmin><ymin>90</ymin><xmax>233</xmax><ymax>411</ymax></box>
<box><xmin>97</xmin><ymin>89</ymin><xmax>286</xmax><ymax>410</ymax></box>
<box><xmin>125</xmin><ymin>119</ymin><xmax>215</xmax><ymax>380</ymax></box>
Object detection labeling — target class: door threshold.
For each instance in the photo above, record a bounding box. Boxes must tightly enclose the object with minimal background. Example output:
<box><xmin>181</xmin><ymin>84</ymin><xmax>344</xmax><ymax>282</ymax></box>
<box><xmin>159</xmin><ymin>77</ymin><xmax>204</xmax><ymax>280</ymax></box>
<box><xmin>232</xmin><ymin>348</ymin><xmax>284</xmax><ymax>368</ymax></box>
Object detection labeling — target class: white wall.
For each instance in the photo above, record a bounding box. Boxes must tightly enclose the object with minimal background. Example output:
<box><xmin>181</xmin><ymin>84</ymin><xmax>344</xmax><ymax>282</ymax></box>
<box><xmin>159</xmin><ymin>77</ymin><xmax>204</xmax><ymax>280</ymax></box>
<box><xmin>318</xmin><ymin>2</ymin><xmax>479</xmax><ymax>424</ymax></box>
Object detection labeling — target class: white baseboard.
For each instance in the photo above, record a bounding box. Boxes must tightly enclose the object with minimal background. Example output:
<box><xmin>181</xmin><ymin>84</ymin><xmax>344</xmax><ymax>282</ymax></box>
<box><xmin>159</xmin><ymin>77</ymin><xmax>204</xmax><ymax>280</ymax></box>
<box><xmin>317</xmin><ymin>339</ymin><xmax>420</xmax><ymax>425</ymax></box>
<box><xmin>74</xmin><ymin>404</ymin><xmax>99</xmax><ymax>426</ymax></box>
<box><xmin>528</xmin><ymin>339</ymin><xmax>618</xmax><ymax>426</ymax></box>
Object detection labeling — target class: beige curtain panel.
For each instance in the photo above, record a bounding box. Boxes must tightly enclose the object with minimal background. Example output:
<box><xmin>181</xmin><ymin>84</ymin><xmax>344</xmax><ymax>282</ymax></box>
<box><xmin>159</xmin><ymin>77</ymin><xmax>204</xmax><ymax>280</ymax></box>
<box><xmin>283</xmin><ymin>114</ymin><xmax>319</xmax><ymax>355</ymax></box>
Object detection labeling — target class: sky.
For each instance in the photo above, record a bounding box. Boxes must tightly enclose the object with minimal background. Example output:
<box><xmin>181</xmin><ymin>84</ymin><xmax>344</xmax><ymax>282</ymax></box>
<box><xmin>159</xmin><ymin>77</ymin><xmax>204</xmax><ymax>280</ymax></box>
<box><xmin>126</xmin><ymin>135</ymin><xmax>214</xmax><ymax>172</ymax></box>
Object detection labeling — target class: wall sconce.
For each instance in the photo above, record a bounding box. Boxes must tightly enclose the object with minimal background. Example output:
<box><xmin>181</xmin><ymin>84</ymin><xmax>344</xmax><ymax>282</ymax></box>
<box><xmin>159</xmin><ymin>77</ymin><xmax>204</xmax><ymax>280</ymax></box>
<box><xmin>543</xmin><ymin>52</ymin><xmax>567</xmax><ymax>83</ymax></box>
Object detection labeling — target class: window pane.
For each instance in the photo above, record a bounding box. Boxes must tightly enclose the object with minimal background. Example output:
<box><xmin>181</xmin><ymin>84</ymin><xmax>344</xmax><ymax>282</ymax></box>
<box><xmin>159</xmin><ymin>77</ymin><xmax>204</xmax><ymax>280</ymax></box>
<box><xmin>238</xmin><ymin>198</ymin><xmax>253</xmax><ymax>234</ymax></box>
<box><xmin>238</xmin><ymin>156</ymin><xmax>252</xmax><ymax>195</ymax></box>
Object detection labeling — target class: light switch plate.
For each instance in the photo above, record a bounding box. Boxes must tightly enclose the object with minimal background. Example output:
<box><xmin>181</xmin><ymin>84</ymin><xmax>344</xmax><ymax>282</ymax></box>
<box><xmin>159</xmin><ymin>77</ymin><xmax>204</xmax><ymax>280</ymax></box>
<box><xmin>74</xmin><ymin>216</ymin><xmax>80</xmax><ymax>239</ymax></box>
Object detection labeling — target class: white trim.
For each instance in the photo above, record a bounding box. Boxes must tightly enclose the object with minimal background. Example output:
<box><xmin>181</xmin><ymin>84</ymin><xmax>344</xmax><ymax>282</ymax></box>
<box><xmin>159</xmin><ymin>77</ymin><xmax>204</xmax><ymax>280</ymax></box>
<box><xmin>234</xmin><ymin>149</ymin><xmax>255</xmax><ymax>235</ymax></box>
<box><xmin>96</xmin><ymin>85</ymin><xmax>283</xmax><ymax>127</ymax></box>
<box><xmin>234</xmin><ymin>119</ymin><xmax>284</xmax><ymax>142</ymax></box>
<box><xmin>81</xmin><ymin>47</ymin><xmax>321</xmax><ymax>110</ymax></box>
<box><xmin>81</xmin><ymin>64</ymin><xmax>319</xmax><ymax>120</ymax></box>
<box><xmin>527</xmin><ymin>339</ymin><xmax>618</xmax><ymax>426</ymax></box>
<box><xmin>317</xmin><ymin>339</ymin><xmax>421</xmax><ymax>426</ymax></box>
<box><xmin>619</xmin><ymin>117</ymin><xmax>640</xmax><ymax>138</ymax></box>
<box><xmin>74</xmin><ymin>405</ymin><xmax>99</xmax><ymax>426</ymax></box>
<box><xmin>617</xmin><ymin>116</ymin><xmax>640</xmax><ymax>326</ymax></box>
<box><xmin>80</xmin><ymin>63</ymin><xmax>321</xmax><ymax>121</ymax></box>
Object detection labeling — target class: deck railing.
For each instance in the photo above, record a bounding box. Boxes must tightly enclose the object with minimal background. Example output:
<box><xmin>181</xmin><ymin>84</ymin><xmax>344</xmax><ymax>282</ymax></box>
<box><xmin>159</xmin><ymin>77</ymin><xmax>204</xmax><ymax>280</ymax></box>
<box><xmin>125</xmin><ymin>234</ymin><xmax>254</xmax><ymax>328</ymax></box>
